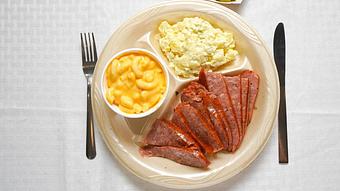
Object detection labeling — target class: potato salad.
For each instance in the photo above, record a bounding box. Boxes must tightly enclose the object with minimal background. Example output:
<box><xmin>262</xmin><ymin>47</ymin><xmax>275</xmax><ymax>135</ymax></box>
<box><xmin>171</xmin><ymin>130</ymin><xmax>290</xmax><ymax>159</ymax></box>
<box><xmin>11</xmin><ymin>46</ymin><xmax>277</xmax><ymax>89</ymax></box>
<box><xmin>158</xmin><ymin>17</ymin><xmax>238</xmax><ymax>78</ymax></box>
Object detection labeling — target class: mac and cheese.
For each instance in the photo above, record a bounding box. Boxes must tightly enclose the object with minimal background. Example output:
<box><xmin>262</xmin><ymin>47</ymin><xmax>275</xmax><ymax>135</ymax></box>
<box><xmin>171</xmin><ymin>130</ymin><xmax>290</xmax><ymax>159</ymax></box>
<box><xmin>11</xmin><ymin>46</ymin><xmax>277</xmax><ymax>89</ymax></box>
<box><xmin>105</xmin><ymin>53</ymin><xmax>166</xmax><ymax>114</ymax></box>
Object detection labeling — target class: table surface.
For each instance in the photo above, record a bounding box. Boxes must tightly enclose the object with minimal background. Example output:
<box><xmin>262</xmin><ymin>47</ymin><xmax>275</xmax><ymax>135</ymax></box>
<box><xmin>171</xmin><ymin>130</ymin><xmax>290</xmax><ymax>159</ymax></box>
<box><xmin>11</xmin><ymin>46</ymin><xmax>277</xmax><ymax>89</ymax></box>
<box><xmin>1</xmin><ymin>0</ymin><xmax>340</xmax><ymax>190</ymax></box>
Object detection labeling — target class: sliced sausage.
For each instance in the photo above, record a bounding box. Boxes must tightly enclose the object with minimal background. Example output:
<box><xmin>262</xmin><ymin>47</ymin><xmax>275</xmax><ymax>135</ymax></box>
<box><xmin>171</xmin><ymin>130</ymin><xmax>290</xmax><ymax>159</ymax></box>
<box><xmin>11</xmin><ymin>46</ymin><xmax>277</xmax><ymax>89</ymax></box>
<box><xmin>172</xmin><ymin>109</ymin><xmax>209</xmax><ymax>153</ymax></box>
<box><xmin>172</xmin><ymin>110</ymin><xmax>191</xmax><ymax>135</ymax></box>
<box><xmin>143</xmin><ymin>119</ymin><xmax>198</xmax><ymax>149</ymax></box>
<box><xmin>181</xmin><ymin>82</ymin><xmax>229</xmax><ymax>150</ymax></box>
<box><xmin>202</xmin><ymin>92</ymin><xmax>230</xmax><ymax>150</ymax></box>
<box><xmin>223</xmin><ymin>76</ymin><xmax>243</xmax><ymax>145</ymax></box>
<box><xmin>240</xmin><ymin>70</ymin><xmax>259</xmax><ymax>124</ymax></box>
<box><xmin>241</xmin><ymin>78</ymin><xmax>249</xmax><ymax>138</ymax></box>
<box><xmin>199</xmin><ymin>69</ymin><xmax>240</xmax><ymax>152</ymax></box>
<box><xmin>140</xmin><ymin>146</ymin><xmax>210</xmax><ymax>168</ymax></box>
<box><xmin>205</xmin><ymin>93</ymin><xmax>233</xmax><ymax>151</ymax></box>
<box><xmin>175</xmin><ymin>103</ymin><xmax>224</xmax><ymax>154</ymax></box>
<box><xmin>181</xmin><ymin>82</ymin><xmax>211</xmax><ymax>123</ymax></box>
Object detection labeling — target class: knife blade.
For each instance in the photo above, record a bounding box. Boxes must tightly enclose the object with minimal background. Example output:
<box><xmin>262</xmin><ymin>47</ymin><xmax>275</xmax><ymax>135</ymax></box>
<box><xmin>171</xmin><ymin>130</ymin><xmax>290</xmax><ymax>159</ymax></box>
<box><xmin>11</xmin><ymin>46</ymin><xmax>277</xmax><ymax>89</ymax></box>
<box><xmin>274</xmin><ymin>23</ymin><xmax>288</xmax><ymax>164</ymax></box>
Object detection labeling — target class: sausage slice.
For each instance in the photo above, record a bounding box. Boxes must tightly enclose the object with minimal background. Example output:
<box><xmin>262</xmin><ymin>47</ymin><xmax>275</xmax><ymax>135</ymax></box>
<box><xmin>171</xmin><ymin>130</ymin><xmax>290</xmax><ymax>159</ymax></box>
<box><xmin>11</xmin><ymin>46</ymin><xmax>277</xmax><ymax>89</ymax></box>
<box><xmin>241</xmin><ymin>78</ymin><xmax>249</xmax><ymax>138</ymax></box>
<box><xmin>140</xmin><ymin>146</ymin><xmax>210</xmax><ymax>168</ymax></box>
<box><xmin>143</xmin><ymin>119</ymin><xmax>198</xmax><ymax>149</ymax></box>
<box><xmin>240</xmin><ymin>70</ymin><xmax>259</xmax><ymax>124</ymax></box>
<box><xmin>223</xmin><ymin>76</ymin><xmax>243</xmax><ymax>145</ymax></box>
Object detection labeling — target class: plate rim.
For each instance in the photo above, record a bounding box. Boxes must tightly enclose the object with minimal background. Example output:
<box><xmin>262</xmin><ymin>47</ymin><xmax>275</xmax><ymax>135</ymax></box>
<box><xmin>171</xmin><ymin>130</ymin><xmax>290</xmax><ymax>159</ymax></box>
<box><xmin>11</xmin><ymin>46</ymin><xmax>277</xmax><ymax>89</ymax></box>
<box><xmin>91</xmin><ymin>0</ymin><xmax>280</xmax><ymax>189</ymax></box>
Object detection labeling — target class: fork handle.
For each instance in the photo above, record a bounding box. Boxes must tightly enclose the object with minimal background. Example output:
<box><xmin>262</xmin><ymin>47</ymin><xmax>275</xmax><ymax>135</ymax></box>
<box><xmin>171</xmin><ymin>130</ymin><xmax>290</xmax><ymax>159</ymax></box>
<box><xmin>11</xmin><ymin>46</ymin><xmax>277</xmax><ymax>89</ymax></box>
<box><xmin>86</xmin><ymin>78</ymin><xmax>96</xmax><ymax>159</ymax></box>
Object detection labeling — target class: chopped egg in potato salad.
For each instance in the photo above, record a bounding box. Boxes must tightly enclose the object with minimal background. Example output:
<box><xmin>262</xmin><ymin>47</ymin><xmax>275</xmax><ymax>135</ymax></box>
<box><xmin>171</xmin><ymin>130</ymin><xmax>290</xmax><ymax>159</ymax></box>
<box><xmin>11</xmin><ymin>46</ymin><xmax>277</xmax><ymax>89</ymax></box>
<box><xmin>105</xmin><ymin>54</ymin><xmax>166</xmax><ymax>114</ymax></box>
<box><xmin>158</xmin><ymin>17</ymin><xmax>238</xmax><ymax>78</ymax></box>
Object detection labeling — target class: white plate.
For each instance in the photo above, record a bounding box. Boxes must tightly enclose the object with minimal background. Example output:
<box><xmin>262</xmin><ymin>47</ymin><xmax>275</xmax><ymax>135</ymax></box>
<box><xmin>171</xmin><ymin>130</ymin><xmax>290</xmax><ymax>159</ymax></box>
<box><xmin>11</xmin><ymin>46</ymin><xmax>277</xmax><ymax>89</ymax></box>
<box><xmin>91</xmin><ymin>0</ymin><xmax>279</xmax><ymax>189</ymax></box>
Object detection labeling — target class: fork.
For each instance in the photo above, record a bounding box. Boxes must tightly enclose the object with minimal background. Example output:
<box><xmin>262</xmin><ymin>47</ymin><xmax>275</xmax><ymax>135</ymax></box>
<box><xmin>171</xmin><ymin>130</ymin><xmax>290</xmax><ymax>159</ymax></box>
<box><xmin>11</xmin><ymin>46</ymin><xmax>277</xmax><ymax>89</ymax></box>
<box><xmin>81</xmin><ymin>33</ymin><xmax>97</xmax><ymax>159</ymax></box>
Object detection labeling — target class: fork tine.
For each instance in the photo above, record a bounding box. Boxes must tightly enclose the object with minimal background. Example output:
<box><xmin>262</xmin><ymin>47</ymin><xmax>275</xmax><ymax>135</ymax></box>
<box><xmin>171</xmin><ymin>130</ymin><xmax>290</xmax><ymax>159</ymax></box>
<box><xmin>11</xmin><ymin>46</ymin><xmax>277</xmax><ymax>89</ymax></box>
<box><xmin>88</xmin><ymin>33</ymin><xmax>93</xmax><ymax>62</ymax></box>
<box><xmin>80</xmin><ymin>33</ymin><xmax>86</xmax><ymax>63</ymax></box>
<box><xmin>84</xmin><ymin>33</ymin><xmax>89</xmax><ymax>62</ymax></box>
<box><xmin>92</xmin><ymin>33</ymin><xmax>98</xmax><ymax>62</ymax></box>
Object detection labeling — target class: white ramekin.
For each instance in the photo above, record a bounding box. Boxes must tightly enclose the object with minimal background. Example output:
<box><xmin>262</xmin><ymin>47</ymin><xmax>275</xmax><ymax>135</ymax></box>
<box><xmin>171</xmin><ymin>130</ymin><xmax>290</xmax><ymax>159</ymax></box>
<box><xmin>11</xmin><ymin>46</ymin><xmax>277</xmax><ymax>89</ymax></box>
<box><xmin>101</xmin><ymin>48</ymin><xmax>170</xmax><ymax>118</ymax></box>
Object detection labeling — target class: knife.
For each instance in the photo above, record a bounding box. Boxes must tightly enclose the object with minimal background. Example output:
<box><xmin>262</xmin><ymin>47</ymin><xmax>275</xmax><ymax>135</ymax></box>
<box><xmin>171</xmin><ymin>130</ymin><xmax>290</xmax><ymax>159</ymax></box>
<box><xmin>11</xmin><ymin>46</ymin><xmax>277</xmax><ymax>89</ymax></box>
<box><xmin>274</xmin><ymin>23</ymin><xmax>288</xmax><ymax>164</ymax></box>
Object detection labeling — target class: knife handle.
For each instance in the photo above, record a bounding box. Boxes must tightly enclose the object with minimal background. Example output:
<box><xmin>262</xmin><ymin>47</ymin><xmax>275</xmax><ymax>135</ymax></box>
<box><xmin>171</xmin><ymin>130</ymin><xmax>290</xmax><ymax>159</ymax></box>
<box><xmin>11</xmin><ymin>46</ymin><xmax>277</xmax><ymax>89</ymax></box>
<box><xmin>278</xmin><ymin>86</ymin><xmax>288</xmax><ymax>163</ymax></box>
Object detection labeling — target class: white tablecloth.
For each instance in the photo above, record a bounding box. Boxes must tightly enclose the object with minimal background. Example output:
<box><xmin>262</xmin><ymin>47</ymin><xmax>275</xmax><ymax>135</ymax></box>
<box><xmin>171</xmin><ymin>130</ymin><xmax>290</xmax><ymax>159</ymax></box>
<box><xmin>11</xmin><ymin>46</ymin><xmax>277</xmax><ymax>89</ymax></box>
<box><xmin>1</xmin><ymin>0</ymin><xmax>340</xmax><ymax>190</ymax></box>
